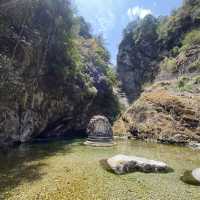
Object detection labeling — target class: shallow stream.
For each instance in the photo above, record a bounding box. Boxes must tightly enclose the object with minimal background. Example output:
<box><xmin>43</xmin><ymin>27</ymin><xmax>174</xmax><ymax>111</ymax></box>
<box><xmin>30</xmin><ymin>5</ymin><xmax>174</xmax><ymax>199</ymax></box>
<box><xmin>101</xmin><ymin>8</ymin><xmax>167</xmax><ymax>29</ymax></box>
<box><xmin>0</xmin><ymin>139</ymin><xmax>199</xmax><ymax>200</ymax></box>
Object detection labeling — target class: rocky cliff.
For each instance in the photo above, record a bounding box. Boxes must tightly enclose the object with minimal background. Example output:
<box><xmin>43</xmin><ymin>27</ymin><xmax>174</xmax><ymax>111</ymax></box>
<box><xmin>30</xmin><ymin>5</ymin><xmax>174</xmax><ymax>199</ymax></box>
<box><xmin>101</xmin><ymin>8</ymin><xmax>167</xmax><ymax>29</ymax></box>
<box><xmin>114</xmin><ymin>0</ymin><xmax>200</xmax><ymax>145</ymax></box>
<box><xmin>113</xmin><ymin>80</ymin><xmax>200</xmax><ymax>145</ymax></box>
<box><xmin>117</xmin><ymin>15</ymin><xmax>160</xmax><ymax>102</ymax></box>
<box><xmin>0</xmin><ymin>0</ymin><xmax>120</xmax><ymax>146</ymax></box>
<box><xmin>117</xmin><ymin>0</ymin><xmax>200</xmax><ymax>102</ymax></box>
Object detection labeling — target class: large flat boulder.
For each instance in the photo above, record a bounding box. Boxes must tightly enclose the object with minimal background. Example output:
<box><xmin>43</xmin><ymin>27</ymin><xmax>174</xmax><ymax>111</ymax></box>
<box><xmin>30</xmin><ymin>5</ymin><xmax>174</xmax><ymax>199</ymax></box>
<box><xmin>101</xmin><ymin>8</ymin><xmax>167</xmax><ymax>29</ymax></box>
<box><xmin>104</xmin><ymin>154</ymin><xmax>169</xmax><ymax>174</ymax></box>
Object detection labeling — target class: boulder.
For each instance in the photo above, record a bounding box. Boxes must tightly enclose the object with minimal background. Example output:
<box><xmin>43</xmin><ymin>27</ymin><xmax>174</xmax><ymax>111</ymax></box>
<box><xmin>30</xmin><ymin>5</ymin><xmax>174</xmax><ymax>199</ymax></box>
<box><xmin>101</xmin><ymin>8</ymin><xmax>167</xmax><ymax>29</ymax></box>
<box><xmin>181</xmin><ymin>168</ymin><xmax>200</xmax><ymax>186</ymax></box>
<box><xmin>104</xmin><ymin>154</ymin><xmax>169</xmax><ymax>174</ymax></box>
<box><xmin>188</xmin><ymin>142</ymin><xmax>200</xmax><ymax>150</ymax></box>
<box><xmin>84</xmin><ymin>115</ymin><xmax>114</xmax><ymax>146</ymax></box>
<box><xmin>192</xmin><ymin>168</ymin><xmax>200</xmax><ymax>183</ymax></box>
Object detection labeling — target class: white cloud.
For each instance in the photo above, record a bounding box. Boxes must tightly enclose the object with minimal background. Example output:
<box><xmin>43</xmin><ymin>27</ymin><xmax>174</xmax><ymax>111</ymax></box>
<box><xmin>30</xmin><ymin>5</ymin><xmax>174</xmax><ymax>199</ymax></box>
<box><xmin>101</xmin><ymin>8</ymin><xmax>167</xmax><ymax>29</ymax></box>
<box><xmin>127</xmin><ymin>6</ymin><xmax>152</xmax><ymax>19</ymax></box>
<box><xmin>74</xmin><ymin>0</ymin><xmax>116</xmax><ymax>37</ymax></box>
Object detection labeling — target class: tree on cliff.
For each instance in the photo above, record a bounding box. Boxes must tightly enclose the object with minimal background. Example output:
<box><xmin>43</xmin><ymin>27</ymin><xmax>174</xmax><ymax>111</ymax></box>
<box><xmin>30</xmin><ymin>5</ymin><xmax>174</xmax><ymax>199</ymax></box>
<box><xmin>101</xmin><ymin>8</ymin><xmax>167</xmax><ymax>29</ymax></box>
<box><xmin>0</xmin><ymin>0</ymin><xmax>120</xmax><ymax>146</ymax></box>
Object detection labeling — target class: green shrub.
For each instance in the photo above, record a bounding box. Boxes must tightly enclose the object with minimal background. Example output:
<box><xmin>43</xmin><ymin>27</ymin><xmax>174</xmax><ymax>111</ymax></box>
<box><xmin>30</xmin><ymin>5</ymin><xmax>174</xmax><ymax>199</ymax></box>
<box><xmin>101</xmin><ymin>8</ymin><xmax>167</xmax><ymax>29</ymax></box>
<box><xmin>182</xmin><ymin>29</ymin><xmax>200</xmax><ymax>48</ymax></box>
<box><xmin>193</xmin><ymin>75</ymin><xmax>200</xmax><ymax>84</ymax></box>
<box><xmin>176</xmin><ymin>75</ymin><xmax>200</xmax><ymax>92</ymax></box>
<box><xmin>177</xmin><ymin>76</ymin><xmax>193</xmax><ymax>92</ymax></box>
<box><xmin>188</xmin><ymin>59</ymin><xmax>200</xmax><ymax>72</ymax></box>
<box><xmin>177</xmin><ymin>76</ymin><xmax>189</xmax><ymax>88</ymax></box>
<box><xmin>160</xmin><ymin>57</ymin><xmax>178</xmax><ymax>73</ymax></box>
<box><xmin>171</xmin><ymin>46</ymin><xmax>180</xmax><ymax>57</ymax></box>
<box><xmin>106</xmin><ymin>67</ymin><xmax>118</xmax><ymax>86</ymax></box>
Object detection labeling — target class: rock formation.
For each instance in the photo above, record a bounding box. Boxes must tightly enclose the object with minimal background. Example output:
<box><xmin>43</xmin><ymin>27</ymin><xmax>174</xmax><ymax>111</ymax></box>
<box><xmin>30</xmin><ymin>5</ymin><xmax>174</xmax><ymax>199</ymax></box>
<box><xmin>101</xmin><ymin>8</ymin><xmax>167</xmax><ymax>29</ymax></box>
<box><xmin>117</xmin><ymin>15</ymin><xmax>160</xmax><ymax>102</ymax></box>
<box><xmin>84</xmin><ymin>115</ymin><xmax>114</xmax><ymax>146</ymax></box>
<box><xmin>101</xmin><ymin>154</ymin><xmax>169</xmax><ymax>175</ymax></box>
<box><xmin>113</xmin><ymin>84</ymin><xmax>200</xmax><ymax>145</ymax></box>
<box><xmin>114</xmin><ymin>0</ymin><xmax>200</xmax><ymax>146</ymax></box>
<box><xmin>0</xmin><ymin>0</ymin><xmax>120</xmax><ymax>146</ymax></box>
<box><xmin>181</xmin><ymin>168</ymin><xmax>200</xmax><ymax>186</ymax></box>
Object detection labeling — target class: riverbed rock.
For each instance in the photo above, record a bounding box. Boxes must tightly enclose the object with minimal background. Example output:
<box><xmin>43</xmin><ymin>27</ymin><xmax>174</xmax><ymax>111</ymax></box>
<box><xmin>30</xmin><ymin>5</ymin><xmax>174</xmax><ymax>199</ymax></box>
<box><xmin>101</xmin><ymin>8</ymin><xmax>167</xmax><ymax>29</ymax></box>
<box><xmin>104</xmin><ymin>154</ymin><xmax>169</xmax><ymax>174</ymax></box>
<box><xmin>192</xmin><ymin>168</ymin><xmax>200</xmax><ymax>183</ymax></box>
<box><xmin>84</xmin><ymin>115</ymin><xmax>114</xmax><ymax>146</ymax></box>
<box><xmin>188</xmin><ymin>142</ymin><xmax>200</xmax><ymax>150</ymax></box>
<box><xmin>181</xmin><ymin>168</ymin><xmax>200</xmax><ymax>186</ymax></box>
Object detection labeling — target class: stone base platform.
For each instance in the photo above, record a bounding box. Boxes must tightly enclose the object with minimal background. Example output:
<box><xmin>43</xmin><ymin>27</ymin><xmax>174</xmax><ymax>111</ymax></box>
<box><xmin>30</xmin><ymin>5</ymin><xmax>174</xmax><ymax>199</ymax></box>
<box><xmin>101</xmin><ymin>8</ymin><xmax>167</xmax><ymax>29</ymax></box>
<box><xmin>84</xmin><ymin>140</ymin><xmax>115</xmax><ymax>147</ymax></box>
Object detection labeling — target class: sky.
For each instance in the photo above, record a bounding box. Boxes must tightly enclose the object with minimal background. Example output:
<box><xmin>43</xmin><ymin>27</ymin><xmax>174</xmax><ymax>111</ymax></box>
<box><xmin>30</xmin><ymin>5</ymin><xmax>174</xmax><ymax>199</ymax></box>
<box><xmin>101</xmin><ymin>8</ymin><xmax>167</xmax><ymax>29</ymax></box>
<box><xmin>73</xmin><ymin>0</ymin><xmax>183</xmax><ymax>65</ymax></box>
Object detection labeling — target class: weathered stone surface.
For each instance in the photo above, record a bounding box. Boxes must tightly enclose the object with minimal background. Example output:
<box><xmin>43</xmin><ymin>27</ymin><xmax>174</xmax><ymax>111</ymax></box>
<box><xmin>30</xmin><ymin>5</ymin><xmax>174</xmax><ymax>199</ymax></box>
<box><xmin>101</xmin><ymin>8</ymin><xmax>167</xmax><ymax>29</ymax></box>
<box><xmin>0</xmin><ymin>1</ymin><xmax>120</xmax><ymax>146</ymax></box>
<box><xmin>117</xmin><ymin>16</ymin><xmax>160</xmax><ymax>102</ymax></box>
<box><xmin>113</xmin><ymin>88</ymin><xmax>200</xmax><ymax>145</ymax></box>
<box><xmin>85</xmin><ymin>115</ymin><xmax>114</xmax><ymax>146</ymax></box>
<box><xmin>105</xmin><ymin>154</ymin><xmax>169</xmax><ymax>174</ymax></box>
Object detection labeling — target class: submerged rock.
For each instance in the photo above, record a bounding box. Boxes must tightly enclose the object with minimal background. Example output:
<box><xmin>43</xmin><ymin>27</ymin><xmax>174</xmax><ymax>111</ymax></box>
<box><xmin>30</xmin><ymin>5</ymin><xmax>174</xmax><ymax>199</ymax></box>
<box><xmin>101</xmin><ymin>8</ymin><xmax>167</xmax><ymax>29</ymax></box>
<box><xmin>103</xmin><ymin>154</ymin><xmax>169</xmax><ymax>174</ymax></box>
<box><xmin>188</xmin><ymin>142</ymin><xmax>200</xmax><ymax>150</ymax></box>
<box><xmin>181</xmin><ymin>169</ymin><xmax>200</xmax><ymax>186</ymax></box>
<box><xmin>84</xmin><ymin>115</ymin><xmax>114</xmax><ymax>146</ymax></box>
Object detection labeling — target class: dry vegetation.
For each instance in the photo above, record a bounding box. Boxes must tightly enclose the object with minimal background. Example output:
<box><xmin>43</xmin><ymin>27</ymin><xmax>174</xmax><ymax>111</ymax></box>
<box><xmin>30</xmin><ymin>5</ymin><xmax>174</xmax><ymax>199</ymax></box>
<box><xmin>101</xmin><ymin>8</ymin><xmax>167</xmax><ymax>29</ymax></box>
<box><xmin>113</xmin><ymin>81</ymin><xmax>200</xmax><ymax>144</ymax></box>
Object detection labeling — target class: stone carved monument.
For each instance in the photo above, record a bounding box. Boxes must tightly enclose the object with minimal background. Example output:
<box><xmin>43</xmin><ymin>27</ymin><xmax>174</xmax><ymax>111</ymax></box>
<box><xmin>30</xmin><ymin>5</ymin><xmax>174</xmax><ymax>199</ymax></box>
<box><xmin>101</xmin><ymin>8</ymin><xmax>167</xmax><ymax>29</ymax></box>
<box><xmin>84</xmin><ymin>115</ymin><xmax>114</xmax><ymax>146</ymax></box>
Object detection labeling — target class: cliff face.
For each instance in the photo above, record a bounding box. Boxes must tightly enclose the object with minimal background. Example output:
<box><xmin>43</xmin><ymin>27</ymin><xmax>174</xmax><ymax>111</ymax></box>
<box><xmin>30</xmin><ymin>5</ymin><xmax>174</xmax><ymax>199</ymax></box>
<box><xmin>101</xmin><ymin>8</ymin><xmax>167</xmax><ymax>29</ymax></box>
<box><xmin>113</xmin><ymin>81</ymin><xmax>200</xmax><ymax>145</ymax></box>
<box><xmin>0</xmin><ymin>0</ymin><xmax>120</xmax><ymax>146</ymax></box>
<box><xmin>114</xmin><ymin>0</ymin><xmax>200</xmax><ymax>145</ymax></box>
<box><xmin>117</xmin><ymin>16</ymin><xmax>160</xmax><ymax>102</ymax></box>
<box><xmin>117</xmin><ymin>0</ymin><xmax>200</xmax><ymax>103</ymax></box>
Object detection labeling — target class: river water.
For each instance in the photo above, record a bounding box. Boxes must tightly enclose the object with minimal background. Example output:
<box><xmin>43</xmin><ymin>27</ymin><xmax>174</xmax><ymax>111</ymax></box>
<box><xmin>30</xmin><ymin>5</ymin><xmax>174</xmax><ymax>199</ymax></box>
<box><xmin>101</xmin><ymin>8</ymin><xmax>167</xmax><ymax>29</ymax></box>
<box><xmin>0</xmin><ymin>139</ymin><xmax>199</xmax><ymax>200</ymax></box>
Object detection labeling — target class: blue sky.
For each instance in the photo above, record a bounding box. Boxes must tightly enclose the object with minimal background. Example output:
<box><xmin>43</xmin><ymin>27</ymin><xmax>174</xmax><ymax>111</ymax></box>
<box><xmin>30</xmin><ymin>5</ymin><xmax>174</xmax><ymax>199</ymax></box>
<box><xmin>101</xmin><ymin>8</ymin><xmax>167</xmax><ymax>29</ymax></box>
<box><xmin>73</xmin><ymin>0</ymin><xmax>182</xmax><ymax>65</ymax></box>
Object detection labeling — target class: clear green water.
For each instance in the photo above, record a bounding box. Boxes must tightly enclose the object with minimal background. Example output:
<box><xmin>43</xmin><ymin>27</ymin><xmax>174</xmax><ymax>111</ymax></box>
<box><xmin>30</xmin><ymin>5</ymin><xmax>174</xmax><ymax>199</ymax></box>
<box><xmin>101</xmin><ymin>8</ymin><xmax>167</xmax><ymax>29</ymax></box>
<box><xmin>0</xmin><ymin>139</ymin><xmax>200</xmax><ymax>200</ymax></box>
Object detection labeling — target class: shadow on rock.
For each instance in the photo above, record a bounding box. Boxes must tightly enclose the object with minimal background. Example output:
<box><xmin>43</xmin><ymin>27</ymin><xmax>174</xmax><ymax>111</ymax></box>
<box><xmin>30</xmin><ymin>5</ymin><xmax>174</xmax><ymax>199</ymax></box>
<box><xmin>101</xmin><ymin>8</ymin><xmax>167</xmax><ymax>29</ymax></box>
<box><xmin>180</xmin><ymin>170</ymin><xmax>200</xmax><ymax>186</ymax></box>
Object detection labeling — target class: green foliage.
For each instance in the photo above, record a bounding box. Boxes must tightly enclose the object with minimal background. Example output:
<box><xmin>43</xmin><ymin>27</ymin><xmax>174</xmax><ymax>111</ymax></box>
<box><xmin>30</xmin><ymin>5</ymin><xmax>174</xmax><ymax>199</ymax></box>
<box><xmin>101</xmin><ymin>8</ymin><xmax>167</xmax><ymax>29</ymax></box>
<box><xmin>177</xmin><ymin>76</ymin><xmax>190</xmax><ymax>87</ymax></box>
<box><xmin>78</xmin><ymin>17</ymin><xmax>92</xmax><ymax>39</ymax></box>
<box><xmin>157</xmin><ymin>0</ymin><xmax>200</xmax><ymax>49</ymax></box>
<box><xmin>160</xmin><ymin>28</ymin><xmax>200</xmax><ymax>75</ymax></box>
<box><xmin>95</xmin><ymin>46</ymin><xmax>110</xmax><ymax>63</ymax></box>
<box><xmin>132</xmin><ymin>15</ymin><xmax>158</xmax><ymax>46</ymax></box>
<box><xmin>182</xmin><ymin>29</ymin><xmax>200</xmax><ymax>50</ymax></box>
<box><xmin>95</xmin><ymin>35</ymin><xmax>110</xmax><ymax>62</ymax></box>
<box><xmin>171</xmin><ymin>46</ymin><xmax>180</xmax><ymax>57</ymax></box>
<box><xmin>176</xmin><ymin>75</ymin><xmax>200</xmax><ymax>92</ymax></box>
<box><xmin>123</xmin><ymin>20</ymin><xmax>139</xmax><ymax>37</ymax></box>
<box><xmin>188</xmin><ymin>59</ymin><xmax>200</xmax><ymax>72</ymax></box>
<box><xmin>176</xmin><ymin>76</ymin><xmax>193</xmax><ymax>92</ymax></box>
<box><xmin>160</xmin><ymin>57</ymin><xmax>178</xmax><ymax>73</ymax></box>
<box><xmin>193</xmin><ymin>75</ymin><xmax>200</xmax><ymax>84</ymax></box>
<box><xmin>64</xmin><ymin>38</ymin><xmax>84</xmax><ymax>77</ymax></box>
<box><xmin>105</xmin><ymin>67</ymin><xmax>118</xmax><ymax>86</ymax></box>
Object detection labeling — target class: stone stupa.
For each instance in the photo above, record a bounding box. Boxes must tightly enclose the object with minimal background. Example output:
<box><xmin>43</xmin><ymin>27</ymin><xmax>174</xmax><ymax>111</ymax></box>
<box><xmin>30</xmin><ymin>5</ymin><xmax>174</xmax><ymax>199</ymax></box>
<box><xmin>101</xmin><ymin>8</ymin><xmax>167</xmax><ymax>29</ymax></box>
<box><xmin>84</xmin><ymin>115</ymin><xmax>114</xmax><ymax>147</ymax></box>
